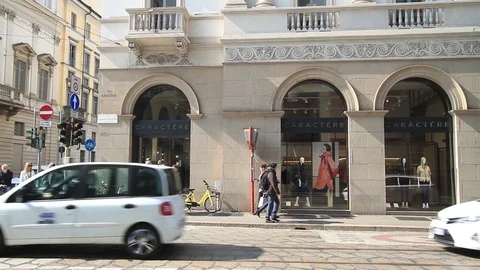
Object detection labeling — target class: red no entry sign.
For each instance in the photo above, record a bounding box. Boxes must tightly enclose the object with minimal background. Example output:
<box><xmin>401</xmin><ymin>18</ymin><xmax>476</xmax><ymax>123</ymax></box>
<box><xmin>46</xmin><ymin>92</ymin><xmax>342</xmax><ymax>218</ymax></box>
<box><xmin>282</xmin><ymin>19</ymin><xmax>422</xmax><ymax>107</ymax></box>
<box><xmin>39</xmin><ymin>105</ymin><xmax>54</xmax><ymax>120</ymax></box>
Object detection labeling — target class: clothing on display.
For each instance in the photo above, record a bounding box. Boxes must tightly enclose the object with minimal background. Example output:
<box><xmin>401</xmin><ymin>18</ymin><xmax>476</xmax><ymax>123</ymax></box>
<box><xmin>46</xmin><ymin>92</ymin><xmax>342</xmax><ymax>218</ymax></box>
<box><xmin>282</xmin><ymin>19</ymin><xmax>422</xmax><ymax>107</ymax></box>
<box><xmin>417</xmin><ymin>157</ymin><xmax>432</xmax><ymax>209</ymax></box>
<box><xmin>314</xmin><ymin>151</ymin><xmax>338</xmax><ymax>190</ymax></box>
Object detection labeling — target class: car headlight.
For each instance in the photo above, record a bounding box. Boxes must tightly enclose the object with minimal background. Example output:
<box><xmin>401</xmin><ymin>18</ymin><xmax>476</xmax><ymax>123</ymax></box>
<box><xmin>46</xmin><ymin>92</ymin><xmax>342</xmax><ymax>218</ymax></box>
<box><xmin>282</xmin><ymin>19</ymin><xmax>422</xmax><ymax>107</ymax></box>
<box><xmin>449</xmin><ymin>216</ymin><xmax>480</xmax><ymax>223</ymax></box>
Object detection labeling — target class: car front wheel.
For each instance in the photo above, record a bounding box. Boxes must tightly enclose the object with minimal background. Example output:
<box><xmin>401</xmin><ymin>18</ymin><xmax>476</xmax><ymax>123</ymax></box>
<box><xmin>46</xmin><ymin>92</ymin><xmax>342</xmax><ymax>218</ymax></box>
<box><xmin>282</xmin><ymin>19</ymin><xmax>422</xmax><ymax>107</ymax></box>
<box><xmin>125</xmin><ymin>225</ymin><xmax>160</xmax><ymax>259</ymax></box>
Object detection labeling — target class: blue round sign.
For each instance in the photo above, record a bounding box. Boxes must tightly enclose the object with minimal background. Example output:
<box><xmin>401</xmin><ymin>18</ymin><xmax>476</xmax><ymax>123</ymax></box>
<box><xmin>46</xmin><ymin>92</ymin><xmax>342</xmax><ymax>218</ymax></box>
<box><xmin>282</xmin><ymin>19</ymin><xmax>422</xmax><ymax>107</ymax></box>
<box><xmin>85</xmin><ymin>139</ymin><xmax>95</xmax><ymax>152</ymax></box>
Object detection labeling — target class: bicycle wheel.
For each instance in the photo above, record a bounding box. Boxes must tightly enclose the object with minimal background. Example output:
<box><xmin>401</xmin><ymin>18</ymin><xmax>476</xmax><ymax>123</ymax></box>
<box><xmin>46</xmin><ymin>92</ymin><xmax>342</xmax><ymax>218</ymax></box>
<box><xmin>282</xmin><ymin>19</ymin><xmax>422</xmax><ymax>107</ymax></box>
<box><xmin>204</xmin><ymin>195</ymin><xmax>221</xmax><ymax>213</ymax></box>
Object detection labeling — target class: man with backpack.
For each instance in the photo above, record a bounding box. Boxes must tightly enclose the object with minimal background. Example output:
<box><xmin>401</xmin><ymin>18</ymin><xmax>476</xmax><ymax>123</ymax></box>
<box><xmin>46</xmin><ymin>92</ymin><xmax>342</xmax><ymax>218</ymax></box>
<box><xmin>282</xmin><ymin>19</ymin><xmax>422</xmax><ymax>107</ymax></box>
<box><xmin>264</xmin><ymin>162</ymin><xmax>281</xmax><ymax>223</ymax></box>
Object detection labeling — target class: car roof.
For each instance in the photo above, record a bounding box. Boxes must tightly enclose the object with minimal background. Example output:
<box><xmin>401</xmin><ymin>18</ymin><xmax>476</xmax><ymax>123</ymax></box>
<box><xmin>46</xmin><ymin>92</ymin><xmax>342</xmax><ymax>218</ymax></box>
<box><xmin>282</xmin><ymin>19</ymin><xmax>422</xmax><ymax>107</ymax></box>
<box><xmin>48</xmin><ymin>162</ymin><xmax>174</xmax><ymax>170</ymax></box>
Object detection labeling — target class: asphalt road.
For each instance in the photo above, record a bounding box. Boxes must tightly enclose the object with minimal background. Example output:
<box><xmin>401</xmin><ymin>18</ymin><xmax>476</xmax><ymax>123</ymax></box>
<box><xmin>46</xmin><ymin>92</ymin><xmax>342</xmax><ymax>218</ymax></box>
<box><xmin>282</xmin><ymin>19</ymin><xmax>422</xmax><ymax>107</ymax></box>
<box><xmin>1</xmin><ymin>226</ymin><xmax>479</xmax><ymax>269</ymax></box>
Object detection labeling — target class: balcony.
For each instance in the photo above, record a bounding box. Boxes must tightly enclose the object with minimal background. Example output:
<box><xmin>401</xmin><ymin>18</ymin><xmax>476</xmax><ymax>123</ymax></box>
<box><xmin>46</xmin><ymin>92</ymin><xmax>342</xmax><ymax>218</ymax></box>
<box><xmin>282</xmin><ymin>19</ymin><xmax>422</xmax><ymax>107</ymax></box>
<box><xmin>223</xmin><ymin>1</ymin><xmax>480</xmax><ymax>36</ymax></box>
<box><xmin>0</xmin><ymin>84</ymin><xmax>24</xmax><ymax>120</ymax></box>
<box><xmin>126</xmin><ymin>7</ymin><xmax>190</xmax><ymax>47</ymax></box>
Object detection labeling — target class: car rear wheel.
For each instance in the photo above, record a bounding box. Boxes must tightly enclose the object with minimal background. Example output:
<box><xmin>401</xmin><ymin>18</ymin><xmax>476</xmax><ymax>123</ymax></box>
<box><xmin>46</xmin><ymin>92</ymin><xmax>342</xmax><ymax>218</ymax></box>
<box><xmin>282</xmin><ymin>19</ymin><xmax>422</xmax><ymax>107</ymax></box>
<box><xmin>125</xmin><ymin>225</ymin><xmax>160</xmax><ymax>259</ymax></box>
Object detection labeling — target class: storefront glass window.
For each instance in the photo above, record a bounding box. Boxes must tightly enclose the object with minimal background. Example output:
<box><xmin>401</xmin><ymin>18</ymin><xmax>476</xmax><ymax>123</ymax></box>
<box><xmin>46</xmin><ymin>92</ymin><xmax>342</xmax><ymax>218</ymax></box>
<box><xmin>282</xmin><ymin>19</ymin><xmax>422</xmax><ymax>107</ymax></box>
<box><xmin>281</xmin><ymin>80</ymin><xmax>348</xmax><ymax>210</ymax></box>
<box><xmin>132</xmin><ymin>85</ymin><xmax>191</xmax><ymax>188</ymax></box>
<box><xmin>384</xmin><ymin>78</ymin><xmax>454</xmax><ymax>211</ymax></box>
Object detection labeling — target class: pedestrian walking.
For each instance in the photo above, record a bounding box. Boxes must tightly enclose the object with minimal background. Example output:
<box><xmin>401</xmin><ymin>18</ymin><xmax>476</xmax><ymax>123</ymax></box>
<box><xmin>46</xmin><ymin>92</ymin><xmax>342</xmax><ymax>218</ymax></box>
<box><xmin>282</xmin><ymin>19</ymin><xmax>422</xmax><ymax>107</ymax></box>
<box><xmin>0</xmin><ymin>164</ymin><xmax>14</xmax><ymax>191</ymax></box>
<box><xmin>264</xmin><ymin>162</ymin><xmax>281</xmax><ymax>223</ymax></box>
<box><xmin>145</xmin><ymin>158</ymin><xmax>152</xmax><ymax>164</ymax></box>
<box><xmin>19</xmin><ymin>162</ymin><xmax>35</xmax><ymax>183</ymax></box>
<box><xmin>253</xmin><ymin>164</ymin><xmax>268</xmax><ymax>217</ymax></box>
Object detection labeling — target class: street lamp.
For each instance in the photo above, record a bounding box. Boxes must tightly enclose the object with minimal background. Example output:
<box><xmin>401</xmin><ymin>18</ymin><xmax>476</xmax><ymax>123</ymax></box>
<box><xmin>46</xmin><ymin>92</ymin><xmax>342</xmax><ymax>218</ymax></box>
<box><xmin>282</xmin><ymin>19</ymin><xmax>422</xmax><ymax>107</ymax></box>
<box><xmin>244</xmin><ymin>127</ymin><xmax>259</xmax><ymax>213</ymax></box>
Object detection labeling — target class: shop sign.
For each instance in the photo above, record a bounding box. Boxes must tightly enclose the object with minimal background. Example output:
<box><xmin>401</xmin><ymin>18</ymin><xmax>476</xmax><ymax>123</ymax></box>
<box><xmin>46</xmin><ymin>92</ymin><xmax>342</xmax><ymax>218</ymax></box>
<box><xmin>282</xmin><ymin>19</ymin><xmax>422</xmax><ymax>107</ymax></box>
<box><xmin>281</xmin><ymin>118</ymin><xmax>346</xmax><ymax>133</ymax></box>
<box><xmin>385</xmin><ymin>117</ymin><xmax>451</xmax><ymax>132</ymax></box>
<box><xmin>133</xmin><ymin>120</ymin><xmax>190</xmax><ymax>136</ymax></box>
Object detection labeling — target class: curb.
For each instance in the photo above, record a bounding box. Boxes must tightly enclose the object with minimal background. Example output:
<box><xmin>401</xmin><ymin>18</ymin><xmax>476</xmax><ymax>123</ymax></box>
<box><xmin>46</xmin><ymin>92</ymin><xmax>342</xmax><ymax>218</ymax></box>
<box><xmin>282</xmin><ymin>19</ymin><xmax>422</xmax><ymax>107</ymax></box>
<box><xmin>185</xmin><ymin>221</ymin><xmax>429</xmax><ymax>232</ymax></box>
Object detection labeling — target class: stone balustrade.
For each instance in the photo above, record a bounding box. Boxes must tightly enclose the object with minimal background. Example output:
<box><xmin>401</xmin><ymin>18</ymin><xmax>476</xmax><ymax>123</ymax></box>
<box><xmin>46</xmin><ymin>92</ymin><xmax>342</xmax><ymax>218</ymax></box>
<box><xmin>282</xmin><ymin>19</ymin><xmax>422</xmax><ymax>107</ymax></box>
<box><xmin>127</xmin><ymin>7</ymin><xmax>187</xmax><ymax>33</ymax></box>
<box><xmin>222</xmin><ymin>1</ymin><xmax>479</xmax><ymax>35</ymax></box>
<box><xmin>388</xmin><ymin>6</ymin><xmax>444</xmax><ymax>28</ymax></box>
<box><xmin>0</xmin><ymin>84</ymin><xmax>23</xmax><ymax>102</ymax></box>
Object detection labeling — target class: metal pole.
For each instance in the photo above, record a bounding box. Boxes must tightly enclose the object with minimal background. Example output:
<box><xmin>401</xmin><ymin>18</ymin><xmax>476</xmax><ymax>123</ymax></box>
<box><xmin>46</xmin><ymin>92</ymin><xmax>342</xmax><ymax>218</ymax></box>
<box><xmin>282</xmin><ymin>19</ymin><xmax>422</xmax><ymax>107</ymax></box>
<box><xmin>249</xmin><ymin>127</ymin><xmax>255</xmax><ymax>214</ymax></box>
<box><xmin>57</xmin><ymin>109</ymin><xmax>62</xmax><ymax>165</ymax></box>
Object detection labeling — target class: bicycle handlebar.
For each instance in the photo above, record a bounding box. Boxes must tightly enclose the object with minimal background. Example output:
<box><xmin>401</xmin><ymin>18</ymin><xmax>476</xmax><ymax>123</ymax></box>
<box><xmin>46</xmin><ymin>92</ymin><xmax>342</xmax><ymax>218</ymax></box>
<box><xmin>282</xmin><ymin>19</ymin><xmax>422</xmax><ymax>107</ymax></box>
<box><xmin>203</xmin><ymin>180</ymin><xmax>208</xmax><ymax>186</ymax></box>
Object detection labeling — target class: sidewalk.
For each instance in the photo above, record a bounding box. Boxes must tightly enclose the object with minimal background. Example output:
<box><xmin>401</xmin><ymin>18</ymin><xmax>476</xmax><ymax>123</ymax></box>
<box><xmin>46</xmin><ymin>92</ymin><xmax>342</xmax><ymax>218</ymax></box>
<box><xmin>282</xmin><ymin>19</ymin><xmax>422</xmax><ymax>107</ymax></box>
<box><xmin>185</xmin><ymin>211</ymin><xmax>433</xmax><ymax>232</ymax></box>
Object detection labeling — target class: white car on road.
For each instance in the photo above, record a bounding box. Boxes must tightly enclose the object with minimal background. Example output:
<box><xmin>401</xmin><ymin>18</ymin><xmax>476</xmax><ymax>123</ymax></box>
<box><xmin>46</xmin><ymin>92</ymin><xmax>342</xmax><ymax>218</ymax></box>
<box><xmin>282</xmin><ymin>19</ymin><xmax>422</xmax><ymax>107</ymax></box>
<box><xmin>0</xmin><ymin>162</ymin><xmax>185</xmax><ymax>259</ymax></box>
<box><xmin>429</xmin><ymin>199</ymin><xmax>480</xmax><ymax>251</ymax></box>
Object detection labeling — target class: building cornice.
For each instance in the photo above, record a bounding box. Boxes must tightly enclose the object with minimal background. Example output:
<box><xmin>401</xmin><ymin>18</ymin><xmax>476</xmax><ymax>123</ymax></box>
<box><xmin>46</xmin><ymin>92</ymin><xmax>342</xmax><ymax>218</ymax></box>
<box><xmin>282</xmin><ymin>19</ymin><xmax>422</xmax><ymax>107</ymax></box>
<box><xmin>221</xmin><ymin>1</ymin><xmax>480</xmax><ymax>14</ymax></box>
<box><xmin>221</xmin><ymin>28</ymin><xmax>480</xmax><ymax>44</ymax></box>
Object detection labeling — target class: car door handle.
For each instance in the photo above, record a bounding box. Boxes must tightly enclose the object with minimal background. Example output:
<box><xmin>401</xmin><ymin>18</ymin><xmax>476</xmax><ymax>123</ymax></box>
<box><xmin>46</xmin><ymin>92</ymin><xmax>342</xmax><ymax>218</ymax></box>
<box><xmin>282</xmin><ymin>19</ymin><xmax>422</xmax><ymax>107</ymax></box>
<box><xmin>124</xmin><ymin>204</ymin><xmax>136</xmax><ymax>209</ymax></box>
<box><xmin>65</xmin><ymin>205</ymin><xmax>76</xmax><ymax>210</ymax></box>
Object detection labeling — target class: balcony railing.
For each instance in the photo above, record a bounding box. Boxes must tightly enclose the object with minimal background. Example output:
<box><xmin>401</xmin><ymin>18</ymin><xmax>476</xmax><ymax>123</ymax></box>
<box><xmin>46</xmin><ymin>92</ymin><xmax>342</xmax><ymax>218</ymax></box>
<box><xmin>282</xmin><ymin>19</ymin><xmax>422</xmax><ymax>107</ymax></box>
<box><xmin>127</xmin><ymin>7</ymin><xmax>188</xmax><ymax>34</ymax></box>
<box><xmin>222</xmin><ymin>1</ymin><xmax>479</xmax><ymax>35</ymax></box>
<box><xmin>0</xmin><ymin>84</ymin><xmax>23</xmax><ymax>103</ymax></box>
<box><xmin>388</xmin><ymin>7</ymin><xmax>444</xmax><ymax>28</ymax></box>
<box><xmin>287</xmin><ymin>11</ymin><xmax>339</xmax><ymax>31</ymax></box>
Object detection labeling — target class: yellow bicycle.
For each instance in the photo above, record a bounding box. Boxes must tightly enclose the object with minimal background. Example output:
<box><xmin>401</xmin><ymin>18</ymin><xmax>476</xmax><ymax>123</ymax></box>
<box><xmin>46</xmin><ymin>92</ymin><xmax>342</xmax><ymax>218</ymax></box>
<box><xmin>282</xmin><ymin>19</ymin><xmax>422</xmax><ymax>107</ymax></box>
<box><xmin>185</xmin><ymin>180</ymin><xmax>222</xmax><ymax>213</ymax></box>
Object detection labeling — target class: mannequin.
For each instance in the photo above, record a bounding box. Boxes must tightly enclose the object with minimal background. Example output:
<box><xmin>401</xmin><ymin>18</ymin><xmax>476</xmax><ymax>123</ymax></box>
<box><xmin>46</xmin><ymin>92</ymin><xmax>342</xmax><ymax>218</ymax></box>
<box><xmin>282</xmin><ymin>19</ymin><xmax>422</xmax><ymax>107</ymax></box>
<box><xmin>398</xmin><ymin>157</ymin><xmax>410</xmax><ymax>208</ymax></box>
<box><xmin>294</xmin><ymin>157</ymin><xmax>311</xmax><ymax>207</ymax></box>
<box><xmin>417</xmin><ymin>157</ymin><xmax>432</xmax><ymax>209</ymax></box>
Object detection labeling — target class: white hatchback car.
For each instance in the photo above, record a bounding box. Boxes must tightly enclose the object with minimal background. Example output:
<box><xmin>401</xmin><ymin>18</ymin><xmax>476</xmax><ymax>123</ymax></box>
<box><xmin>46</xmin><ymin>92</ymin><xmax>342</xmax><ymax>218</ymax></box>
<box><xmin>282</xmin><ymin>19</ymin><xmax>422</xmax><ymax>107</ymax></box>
<box><xmin>429</xmin><ymin>199</ymin><xmax>480</xmax><ymax>251</ymax></box>
<box><xmin>0</xmin><ymin>162</ymin><xmax>185</xmax><ymax>259</ymax></box>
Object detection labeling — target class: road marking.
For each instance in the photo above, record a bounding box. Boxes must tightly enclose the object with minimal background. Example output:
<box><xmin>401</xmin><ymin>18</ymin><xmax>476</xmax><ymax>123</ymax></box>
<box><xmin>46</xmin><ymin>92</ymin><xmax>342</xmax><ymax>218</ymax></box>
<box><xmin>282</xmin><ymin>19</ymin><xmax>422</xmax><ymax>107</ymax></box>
<box><xmin>317</xmin><ymin>231</ymin><xmax>440</xmax><ymax>246</ymax></box>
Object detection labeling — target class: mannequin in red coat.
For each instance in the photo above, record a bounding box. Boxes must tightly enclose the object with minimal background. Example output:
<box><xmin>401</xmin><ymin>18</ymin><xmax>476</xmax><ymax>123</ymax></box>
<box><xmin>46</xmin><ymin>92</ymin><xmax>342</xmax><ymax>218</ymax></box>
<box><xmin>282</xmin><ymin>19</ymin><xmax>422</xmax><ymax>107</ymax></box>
<box><xmin>314</xmin><ymin>144</ymin><xmax>339</xmax><ymax>191</ymax></box>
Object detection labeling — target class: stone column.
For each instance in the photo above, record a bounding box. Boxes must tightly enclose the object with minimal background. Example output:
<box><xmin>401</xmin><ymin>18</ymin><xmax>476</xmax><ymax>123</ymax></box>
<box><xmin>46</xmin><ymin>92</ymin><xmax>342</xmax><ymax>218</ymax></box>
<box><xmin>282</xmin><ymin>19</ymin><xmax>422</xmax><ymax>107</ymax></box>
<box><xmin>225</xmin><ymin>0</ymin><xmax>247</xmax><ymax>8</ymax></box>
<box><xmin>254</xmin><ymin>0</ymin><xmax>276</xmax><ymax>8</ymax></box>
<box><xmin>345</xmin><ymin>111</ymin><xmax>388</xmax><ymax>215</ymax></box>
<box><xmin>97</xmin><ymin>114</ymin><xmax>135</xmax><ymax>162</ymax></box>
<box><xmin>449</xmin><ymin>109</ymin><xmax>480</xmax><ymax>203</ymax></box>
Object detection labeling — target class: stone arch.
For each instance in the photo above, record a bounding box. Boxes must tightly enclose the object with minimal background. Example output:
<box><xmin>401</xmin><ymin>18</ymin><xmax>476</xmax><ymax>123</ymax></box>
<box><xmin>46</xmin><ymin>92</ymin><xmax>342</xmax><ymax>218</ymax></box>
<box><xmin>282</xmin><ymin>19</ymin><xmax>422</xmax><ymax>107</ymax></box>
<box><xmin>121</xmin><ymin>73</ymin><xmax>201</xmax><ymax>115</ymax></box>
<box><xmin>272</xmin><ymin>67</ymin><xmax>359</xmax><ymax>111</ymax></box>
<box><xmin>374</xmin><ymin>65</ymin><xmax>467</xmax><ymax>111</ymax></box>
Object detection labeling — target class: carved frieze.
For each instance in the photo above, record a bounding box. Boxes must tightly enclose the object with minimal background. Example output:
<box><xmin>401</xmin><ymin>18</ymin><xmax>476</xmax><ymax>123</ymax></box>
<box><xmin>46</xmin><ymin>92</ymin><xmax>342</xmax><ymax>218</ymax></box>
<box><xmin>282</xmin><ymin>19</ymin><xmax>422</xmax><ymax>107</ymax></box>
<box><xmin>225</xmin><ymin>40</ymin><xmax>480</xmax><ymax>62</ymax></box>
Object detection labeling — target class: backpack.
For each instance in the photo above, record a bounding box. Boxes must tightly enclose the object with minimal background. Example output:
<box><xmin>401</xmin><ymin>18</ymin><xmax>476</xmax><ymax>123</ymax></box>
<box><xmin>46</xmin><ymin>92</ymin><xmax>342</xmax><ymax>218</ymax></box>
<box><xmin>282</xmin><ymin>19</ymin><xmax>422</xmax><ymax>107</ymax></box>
<box><xmin>260</xmin><ymin>169</ymin><xmax>275</xmax><ymax>191</ymax></box>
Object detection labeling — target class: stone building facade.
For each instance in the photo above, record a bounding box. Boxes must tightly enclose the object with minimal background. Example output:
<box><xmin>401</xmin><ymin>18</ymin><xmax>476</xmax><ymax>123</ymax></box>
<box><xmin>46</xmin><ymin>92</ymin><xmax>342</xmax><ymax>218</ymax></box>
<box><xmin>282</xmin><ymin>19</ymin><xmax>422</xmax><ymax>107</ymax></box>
<box><xmin>98</xmin><ymin>0</ymin><xmax>480</xmax><ymax>214</ymax></box>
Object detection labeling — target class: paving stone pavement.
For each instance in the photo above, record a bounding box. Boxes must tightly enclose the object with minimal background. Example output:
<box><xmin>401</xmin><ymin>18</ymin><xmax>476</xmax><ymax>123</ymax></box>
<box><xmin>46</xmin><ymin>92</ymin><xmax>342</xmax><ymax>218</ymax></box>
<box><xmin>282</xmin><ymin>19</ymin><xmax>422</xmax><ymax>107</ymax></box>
<box><xmin>0</xmin><ymin>226</ymin><xmax>478</xmax><ymax>269</ymax></box>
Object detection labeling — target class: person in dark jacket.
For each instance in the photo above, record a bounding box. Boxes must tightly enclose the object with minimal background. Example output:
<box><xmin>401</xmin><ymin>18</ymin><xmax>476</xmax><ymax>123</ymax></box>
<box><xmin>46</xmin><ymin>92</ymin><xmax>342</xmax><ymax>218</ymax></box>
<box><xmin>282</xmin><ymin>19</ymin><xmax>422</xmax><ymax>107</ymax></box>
<box><xmin>265</xmin><ymin>162</ymin><xmax>281</xmax><ymax>223</ymax></box>
<box><xmin>253</xmin><ymin>164</ymin><xmax>268</xmax><ymax>217</ymax></box>
<box><xmin>0</xmin><ymin>164</ymin><xmax>14</xmax><ymax>190</ymax></box>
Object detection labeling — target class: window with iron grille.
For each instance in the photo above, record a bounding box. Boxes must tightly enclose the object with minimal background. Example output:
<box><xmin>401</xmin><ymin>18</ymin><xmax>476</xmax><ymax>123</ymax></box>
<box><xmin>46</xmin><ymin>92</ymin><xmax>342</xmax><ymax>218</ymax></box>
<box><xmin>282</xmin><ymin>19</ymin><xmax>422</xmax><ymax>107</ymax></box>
<box><xmin>82</xmin><ymin>91</ymin><xmax>89</xmax><ymax>111</ymax></box>
<box><xmin>94</xmin><ymin>58</ymin><xmax>100</xmax><ymax>78</ymax></box>
<box><xmin>38</xmin><ymin>69</ymin><xmax>49</xmax><ymax>100</ymax></box>
<box><xmin>69</xmin><ymin>43</ymin><xmax>76</xmax><ymax>66</ymax></box>
<box><xmin>14</xmin><ymin>60</ymin><xmax>27</xmax><ymax>91</ymax></box>
<box><xmin>14</xmin><ymin>122</ymin><xmax>25</xmax><ymax>136</ymax></box>
<box><xmin>80</xmin><ymin>150</ymin><xmax>85</xmax><ymax>162</ymax></box>
<box><xmin>84</xmin><ymin>51</ymin><xmax>90</xmax><ymax>74</ymax></box>
<box><xmin>92</xmin><ymin>96</ymin><xmax>98</xmax><ymax>115</ymax></box>
<box><xmin>71</xmin><ymin>12</ymin><xmax>77</xmax><ymax>29</ymax></box>
<box><xmin>85</xmin><ymin>23</ymin><xmax>91</xmax><ymax>39</ymax></box>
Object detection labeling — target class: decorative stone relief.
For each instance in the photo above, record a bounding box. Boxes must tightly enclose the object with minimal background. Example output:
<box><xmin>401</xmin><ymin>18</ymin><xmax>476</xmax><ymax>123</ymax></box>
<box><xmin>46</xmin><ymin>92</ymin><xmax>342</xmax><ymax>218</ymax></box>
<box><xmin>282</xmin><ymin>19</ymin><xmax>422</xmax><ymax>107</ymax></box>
<box><xmin>32</xmin><ymin>23</ymin><xmax>40</xmax><ymax>34</ymax></box>
<box><xmin>225</xmin><ymin>40</ymin><xmax>480</xmax><ymax>62</ymax></box>
<box><xmin>134</xmin><ymin>40</ymin><xmax>193</xmax><ymax>67</ymax></box>
<box><xmin>145</xmin><ymin>53</ymin><xmax>179</xmax><ymax>65</ymax></box>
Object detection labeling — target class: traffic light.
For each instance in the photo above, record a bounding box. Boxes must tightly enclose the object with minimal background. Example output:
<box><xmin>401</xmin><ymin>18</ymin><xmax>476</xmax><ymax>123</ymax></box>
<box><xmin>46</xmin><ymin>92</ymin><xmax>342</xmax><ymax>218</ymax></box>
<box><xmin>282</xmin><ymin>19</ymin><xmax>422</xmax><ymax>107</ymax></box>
<box><xmin>38</xmin><ymin>127</ymin><xmax>46</xmax><ymax>148</ymax></box>
<box><xmin>26</xmin><ymin>128</ymin><xmax>37</xmax><ymax>148</ymax></box>
<box><xmin>57</xmin><ymin>122</ymin><xmax>71</xmax><ymax>147</ymax></box>
<box><xmin>72</xmin><ymin>120</ymin><xmax>84</xmax><ymax>145</ymax></box>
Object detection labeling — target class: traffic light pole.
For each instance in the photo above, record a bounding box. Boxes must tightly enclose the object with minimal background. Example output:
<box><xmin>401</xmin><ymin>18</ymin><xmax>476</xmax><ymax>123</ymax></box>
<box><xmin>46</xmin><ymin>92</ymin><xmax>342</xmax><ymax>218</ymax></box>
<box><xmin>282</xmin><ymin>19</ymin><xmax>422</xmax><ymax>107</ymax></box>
<box><xmin>33</xmin><ymin>107</ymin><xmax>42</xmax><ymax>172</ymax></box>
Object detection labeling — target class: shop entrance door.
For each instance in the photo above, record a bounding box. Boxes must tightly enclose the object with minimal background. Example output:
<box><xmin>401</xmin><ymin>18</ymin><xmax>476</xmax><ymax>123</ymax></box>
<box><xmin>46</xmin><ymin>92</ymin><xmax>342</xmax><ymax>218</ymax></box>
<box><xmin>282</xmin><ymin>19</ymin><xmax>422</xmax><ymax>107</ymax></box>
<box><xmin>138</xmin><ymin>136</ymin><xmax>190</xmax><ymax>188</ymax></box>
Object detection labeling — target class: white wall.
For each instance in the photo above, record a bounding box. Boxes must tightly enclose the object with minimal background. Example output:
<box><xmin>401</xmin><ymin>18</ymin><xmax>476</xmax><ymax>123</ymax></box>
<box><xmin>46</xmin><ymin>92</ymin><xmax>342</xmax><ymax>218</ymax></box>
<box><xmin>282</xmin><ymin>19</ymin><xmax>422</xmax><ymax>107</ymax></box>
<box><xmin>186</xmin><ymin>0</ymin><xmax>227</xmax><ymax>14</ymax></box>
<box><xmin>102</xmin><ymin>0</ymin><xmax>143</xmax><ymax>18</ymax></box>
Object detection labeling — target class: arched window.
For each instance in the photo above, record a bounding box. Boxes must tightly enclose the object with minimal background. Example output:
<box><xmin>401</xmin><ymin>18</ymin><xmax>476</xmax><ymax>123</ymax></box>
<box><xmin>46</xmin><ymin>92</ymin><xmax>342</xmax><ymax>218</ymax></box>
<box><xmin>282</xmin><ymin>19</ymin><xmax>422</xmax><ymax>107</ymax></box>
<box><xmin>281</xmin><ymin>80</ymin><xmax>348</xmax><ymax>210</ymax></box>
<box><xmin>384</xmin><ymin>78</ymin><xmax>454</xmax><ymax>211</ymax></box>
